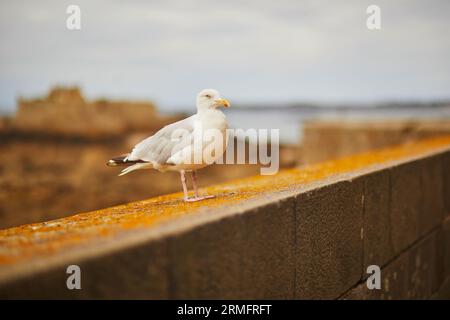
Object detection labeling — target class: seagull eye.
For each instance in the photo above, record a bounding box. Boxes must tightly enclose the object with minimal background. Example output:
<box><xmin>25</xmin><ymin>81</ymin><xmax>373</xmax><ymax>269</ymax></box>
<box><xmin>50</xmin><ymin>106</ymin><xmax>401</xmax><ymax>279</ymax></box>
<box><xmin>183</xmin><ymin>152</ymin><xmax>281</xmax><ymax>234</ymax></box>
<box><xmin>205</xmin><ymin>94</ymin><xmax>211</xmax><ymax>99</ymax></box>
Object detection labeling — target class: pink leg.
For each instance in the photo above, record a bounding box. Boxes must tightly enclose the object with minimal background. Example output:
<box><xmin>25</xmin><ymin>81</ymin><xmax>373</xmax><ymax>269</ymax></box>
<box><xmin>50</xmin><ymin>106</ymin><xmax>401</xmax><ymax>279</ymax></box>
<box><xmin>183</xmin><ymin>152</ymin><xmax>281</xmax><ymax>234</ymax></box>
<box><xmin>192</xmin><ymin>170</ymin><xmax>200</xmax><ymax>197</ymax></box>
<box><xmin>184</xmin><ymin>171</ymin><xmax>215</xmax><ymax>202</ymax></box>
<box><xmin>180</xmin><ymin>170</ymin><xmax>189</xmax><ymax>201</ymax></box>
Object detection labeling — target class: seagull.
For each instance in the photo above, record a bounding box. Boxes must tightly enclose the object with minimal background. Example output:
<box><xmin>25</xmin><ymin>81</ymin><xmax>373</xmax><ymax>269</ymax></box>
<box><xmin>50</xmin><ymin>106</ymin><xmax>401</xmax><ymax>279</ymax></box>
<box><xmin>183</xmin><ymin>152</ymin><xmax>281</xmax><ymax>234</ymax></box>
<box><xmin>107</xmin><ymin>89</ymin><xmax>230</xmax><ymax>202</ymax></box>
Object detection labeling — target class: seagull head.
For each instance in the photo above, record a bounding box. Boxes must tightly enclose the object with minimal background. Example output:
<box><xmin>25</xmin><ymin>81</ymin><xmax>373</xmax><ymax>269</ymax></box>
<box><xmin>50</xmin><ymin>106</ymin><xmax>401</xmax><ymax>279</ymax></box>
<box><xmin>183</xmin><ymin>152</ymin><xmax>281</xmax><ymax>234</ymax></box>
<box><xmin>196</xmin><ymin>89</ymin><xmax>230</xmax><ymax>112</ymax></box>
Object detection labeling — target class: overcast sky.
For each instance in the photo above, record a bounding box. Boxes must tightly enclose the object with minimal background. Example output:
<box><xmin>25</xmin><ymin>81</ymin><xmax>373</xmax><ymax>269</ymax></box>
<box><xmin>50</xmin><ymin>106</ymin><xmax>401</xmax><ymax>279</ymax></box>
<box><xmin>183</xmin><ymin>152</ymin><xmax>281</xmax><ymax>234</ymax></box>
<box><xmin>0</xmin><ymin>0</ymin><xmax>449</xmax><ymax>113</ymax></box>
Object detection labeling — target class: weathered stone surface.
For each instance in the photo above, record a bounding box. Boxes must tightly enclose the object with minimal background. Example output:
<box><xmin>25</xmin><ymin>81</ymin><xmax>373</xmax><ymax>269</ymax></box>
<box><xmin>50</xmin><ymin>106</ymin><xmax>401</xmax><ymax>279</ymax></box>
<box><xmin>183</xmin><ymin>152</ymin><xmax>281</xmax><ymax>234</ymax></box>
<box><xmin>240</xmin><ymin>198</ymin><xmax>296</xmax><ymax>299</ymax></box>
<box><xmin>340</xmin><ymin>283</ymin><xmax>371</xmax><ymax>300</ymax></box>
<box><xmin>362</xmin><ymin>170</ymin><xmax>394</xmax><ymax>273</ymax></box>
<box><xmin>0</xmin><ymin>264</ymin><xmax>75</xmax><ymax>299</ymax></box>
<box><xmin>433</xmin><ymin>227</ymin><xmax>445</xmax><ymax>294</ymax></box>
<box><xmin>0</xmin><ymin>239</ymin><xmax>170</xmax><ymax>299</ymax></box>
<box><xmin>345</xmin><ymin>230</ymin><xmax>442</xmax><ymax>300</ymax></box>
<box><xmin>419</xmin><ymin>155</ymin><xmax>444</xmax><ymax>236</ymax></box>
<box><xmin>342</xmin><ymin>251</ymin><xmax>410</xmax><ymax>300</ymax></box>
<box><xmin>443</xmin><ymin>152</ymin><xmax>450</xmax><ymax>217</ymax></box>
<box><xmin>378</xmin><ymin>253</ymin><xmax>409</xmax><ymax>299</ymax></box>
<box><xmin>430</xmin><ymin>277</ymin><xmax>450</xmax><ymax>300</ymax></box>
<box><xmin>169</xmin><ymin>216</ymin><xmax>243</xmax><ymax>299</ymax></box>
<box><xmin>390</xmin><ymin>161</ymin><xmax>421</xmax><ymax>255</ymax></box>
<box><xmin>295</xmin><ymin>180</ymin><xmax>363</xmax><ymax>299</ymax></box>
<box><xmin>444</xmin><ymin>217</ymin><xmax>450</xmax><ymax>280</ymax></box>
<box><xmin>169</xmin><ymin>197</ymin><xmax>296</xmax><ymax>299</ymax></box>
<box><xmin>81</xmin><ymin>239</ymin><xmax>170</xmax><ymax>299</ymax></box>
<box><xmin>407</xmin><ymin>234</ymin><xmax>435</xmax><ymax>299</ymax></box>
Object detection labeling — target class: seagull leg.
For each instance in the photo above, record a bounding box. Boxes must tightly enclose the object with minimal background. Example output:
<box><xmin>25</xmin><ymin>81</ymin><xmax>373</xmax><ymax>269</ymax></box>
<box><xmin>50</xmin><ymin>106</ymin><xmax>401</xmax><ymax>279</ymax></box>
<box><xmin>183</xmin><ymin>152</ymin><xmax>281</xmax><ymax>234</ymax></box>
<box><xmin>192</xmin><ymin>170</ymin><xmax>201</xmax><ymax>198</ymax></box>
<box><xmin>184</xmin><ymin>170</ymin><xmax>215</xmax><ymax>202</ymax></box>
<box><xmin>180</xmin><ymin>170</ymin><xmax>190</xmax><ymax>201</ymax></box>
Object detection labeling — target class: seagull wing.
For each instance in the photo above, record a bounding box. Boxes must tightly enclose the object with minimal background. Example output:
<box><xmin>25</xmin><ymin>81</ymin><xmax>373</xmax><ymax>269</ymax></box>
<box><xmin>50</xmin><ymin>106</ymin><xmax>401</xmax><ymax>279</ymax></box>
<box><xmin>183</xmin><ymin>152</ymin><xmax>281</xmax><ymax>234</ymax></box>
<box><xmin>126</xmin><ymin>115</ymin><xmax>196</xmax><ymax>165</ymax></box>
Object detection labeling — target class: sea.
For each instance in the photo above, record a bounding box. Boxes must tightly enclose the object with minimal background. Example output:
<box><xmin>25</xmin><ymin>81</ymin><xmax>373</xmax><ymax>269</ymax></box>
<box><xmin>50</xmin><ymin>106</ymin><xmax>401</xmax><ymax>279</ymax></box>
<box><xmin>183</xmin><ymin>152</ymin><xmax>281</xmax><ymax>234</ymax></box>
<box><xmin>222</xmin><ymin>103</ymin><xmax>450</xmax><ymax>144</ymax></box>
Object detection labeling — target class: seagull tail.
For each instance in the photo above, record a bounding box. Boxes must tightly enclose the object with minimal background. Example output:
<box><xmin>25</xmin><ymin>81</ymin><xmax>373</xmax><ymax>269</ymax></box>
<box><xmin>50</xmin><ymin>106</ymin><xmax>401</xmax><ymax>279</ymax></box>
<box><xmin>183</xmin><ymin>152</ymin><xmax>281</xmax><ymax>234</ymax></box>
<box><xmin>107</xmin><ymin>155</ymin><xmax>146</xmax><ymax>167</ymax></box>
<box><xmin>107</xmin><ymin>155</ymin><xmax>152</xmax><ymax>176</ymax></box>
<box><xmin>118</xmin><ymin>163</ymin><xmax>152</xmax><ymax>176</ymax></box>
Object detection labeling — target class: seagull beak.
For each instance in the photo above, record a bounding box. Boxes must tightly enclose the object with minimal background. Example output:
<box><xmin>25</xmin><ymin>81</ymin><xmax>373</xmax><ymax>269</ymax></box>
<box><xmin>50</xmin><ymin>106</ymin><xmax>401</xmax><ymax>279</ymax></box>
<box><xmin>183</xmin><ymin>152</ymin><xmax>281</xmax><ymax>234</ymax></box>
<box><xmin>215</xmin><ymin>98</ymin><xmax>230</xmax><ymax>108</ymax></box>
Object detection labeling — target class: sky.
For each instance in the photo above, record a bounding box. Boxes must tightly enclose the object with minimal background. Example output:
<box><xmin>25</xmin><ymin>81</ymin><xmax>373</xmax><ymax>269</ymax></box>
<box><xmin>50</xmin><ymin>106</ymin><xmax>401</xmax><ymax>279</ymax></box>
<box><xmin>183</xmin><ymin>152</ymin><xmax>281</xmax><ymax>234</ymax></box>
<box><xmin>0</xmin><ymin>0</ymin><xmax>449</xmax><ymax>113</ymax></box>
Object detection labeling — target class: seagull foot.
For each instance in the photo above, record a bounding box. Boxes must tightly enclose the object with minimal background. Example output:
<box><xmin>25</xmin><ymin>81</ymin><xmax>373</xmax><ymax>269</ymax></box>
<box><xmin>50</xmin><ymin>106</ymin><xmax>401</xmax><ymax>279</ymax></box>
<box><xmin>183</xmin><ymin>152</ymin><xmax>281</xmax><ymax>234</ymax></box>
<box><xmin>184</xmin><ymin>195</ymin><xmax>215</xmax><ymax>202</ymax></box>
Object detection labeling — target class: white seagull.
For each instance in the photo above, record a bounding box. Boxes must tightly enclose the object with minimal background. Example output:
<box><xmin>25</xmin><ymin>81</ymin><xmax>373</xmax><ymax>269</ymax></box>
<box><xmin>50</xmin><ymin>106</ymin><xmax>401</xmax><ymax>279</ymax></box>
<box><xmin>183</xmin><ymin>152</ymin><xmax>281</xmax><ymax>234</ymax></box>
<box><xmin>107</xmin><ymin>89</ymin><xmax>230</xmax><ymax>202</ymax></box>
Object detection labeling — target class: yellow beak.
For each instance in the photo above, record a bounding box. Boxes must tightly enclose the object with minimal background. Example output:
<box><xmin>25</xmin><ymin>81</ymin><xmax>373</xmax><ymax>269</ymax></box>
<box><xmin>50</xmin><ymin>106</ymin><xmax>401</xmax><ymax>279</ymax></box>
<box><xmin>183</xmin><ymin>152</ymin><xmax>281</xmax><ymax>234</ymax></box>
<box><xmin>215</xmin><ymin>98</ymin><xmax>230</xmax><ymax>108</ymax></box>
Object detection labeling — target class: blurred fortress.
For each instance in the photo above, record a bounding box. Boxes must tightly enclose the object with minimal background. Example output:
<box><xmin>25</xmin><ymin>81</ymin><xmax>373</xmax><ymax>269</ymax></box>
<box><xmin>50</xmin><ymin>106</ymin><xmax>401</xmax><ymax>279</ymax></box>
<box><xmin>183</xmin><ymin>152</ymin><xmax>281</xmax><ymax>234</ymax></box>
<box><xmin>13</xmin><ymin>87</ymin><xmax>166</xmax><ymax>137</ymax></box>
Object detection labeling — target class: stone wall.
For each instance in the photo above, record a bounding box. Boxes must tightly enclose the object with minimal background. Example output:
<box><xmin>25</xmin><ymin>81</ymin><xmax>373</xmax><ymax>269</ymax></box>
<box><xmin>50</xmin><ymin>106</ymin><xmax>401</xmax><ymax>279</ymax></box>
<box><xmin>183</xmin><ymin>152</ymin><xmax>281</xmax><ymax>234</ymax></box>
<box><xmin>301</xmin><ymin>120</ymin><xmax>450</xmax><ymax>164</ymax></box>
<box><xmin>0</xmin><ymin>136</ymin><xmax>450</xmax><ymax>299</ymax></box>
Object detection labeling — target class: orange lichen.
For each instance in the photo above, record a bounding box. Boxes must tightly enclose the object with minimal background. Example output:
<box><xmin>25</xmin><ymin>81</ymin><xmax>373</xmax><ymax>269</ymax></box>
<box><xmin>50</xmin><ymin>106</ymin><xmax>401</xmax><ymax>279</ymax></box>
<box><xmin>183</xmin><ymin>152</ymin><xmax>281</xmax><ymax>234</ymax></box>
<box><xmin>1</xmin><ymin>135</ymin><xmax>450</xmax><ymax>267</ymax></box>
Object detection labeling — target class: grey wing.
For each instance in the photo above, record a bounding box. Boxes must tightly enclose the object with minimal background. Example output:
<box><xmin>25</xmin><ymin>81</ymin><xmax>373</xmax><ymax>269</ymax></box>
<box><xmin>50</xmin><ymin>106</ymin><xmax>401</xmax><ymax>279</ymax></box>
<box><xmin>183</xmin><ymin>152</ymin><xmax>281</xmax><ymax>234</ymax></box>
<box><xmin>126</xmin><ymin>116</ymin><xmax>195</xmax><ymax>165</ymax></box>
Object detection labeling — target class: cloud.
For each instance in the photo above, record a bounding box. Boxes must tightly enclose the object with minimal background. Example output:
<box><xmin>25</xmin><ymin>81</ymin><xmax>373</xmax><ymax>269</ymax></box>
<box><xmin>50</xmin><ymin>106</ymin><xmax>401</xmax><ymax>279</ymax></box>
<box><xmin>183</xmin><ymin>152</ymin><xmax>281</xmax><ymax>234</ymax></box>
<box><xmin>0</xmin><ymin>0</ymin><xmax>449</xmax><ymax>113</ymax></box>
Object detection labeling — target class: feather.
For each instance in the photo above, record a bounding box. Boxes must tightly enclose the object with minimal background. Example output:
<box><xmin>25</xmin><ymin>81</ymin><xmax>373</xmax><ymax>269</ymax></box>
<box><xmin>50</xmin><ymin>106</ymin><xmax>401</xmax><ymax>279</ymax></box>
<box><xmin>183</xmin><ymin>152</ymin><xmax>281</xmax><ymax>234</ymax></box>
<box><xmin>118</xmin><ymin>163</ymin><xmax>153</xmax><ymax>176</ymax></box>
